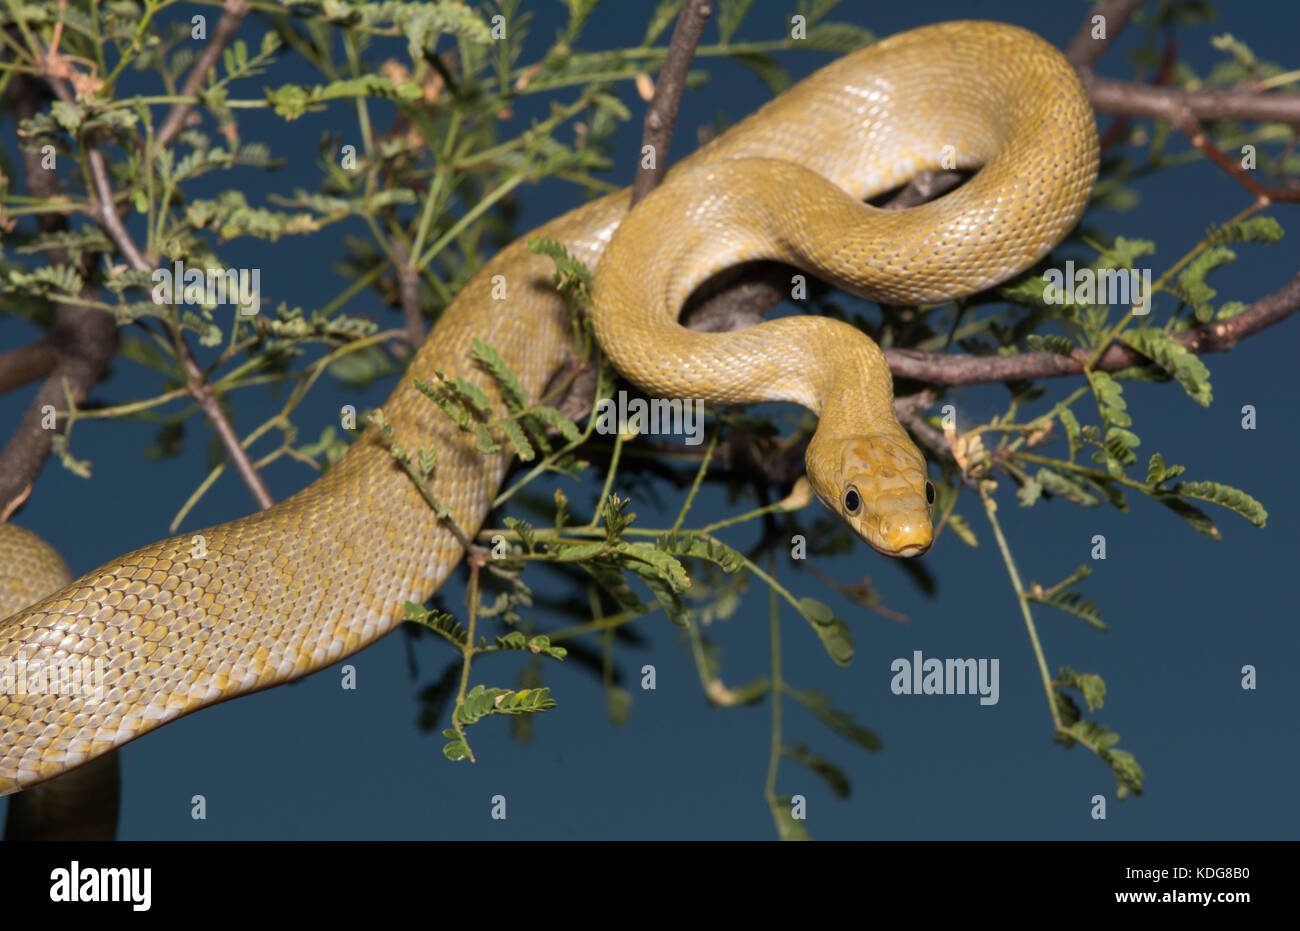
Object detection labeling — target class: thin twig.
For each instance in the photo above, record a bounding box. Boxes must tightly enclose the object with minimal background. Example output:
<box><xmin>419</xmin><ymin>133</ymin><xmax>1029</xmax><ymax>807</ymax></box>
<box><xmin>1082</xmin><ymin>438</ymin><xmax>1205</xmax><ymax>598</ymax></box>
<box><xmin>886</xmin><ymin>271</ymin><xmax>1300</xmax><ymax>386</ymax></box>
<box><xmin>1065</xmin><ymin>0</ymin><xmax>1145</xmax><ymax>69</ymax></box>
<box><xmin>630</xmin><ymin>0</ymin><xmax>712</xmax><ymax>206</ymax></box>
<box><xmin>176</xmin><ymin>342</ymin><xmax>274</xmax><ymax>510</ymax></box>
<box><xmin>1175</xmin><ymin>112</ymin><xmax>1300</xmax><ymax>201</ymax></box>
<box><xmin>387</xmin><ymin>237</ymin><xmax>426</xmax><ymax>347</ymax></box>
<box><xmin>156</xmin><ymin>0</ymin><xmax>252</xmax><ymax>149</ymax></box>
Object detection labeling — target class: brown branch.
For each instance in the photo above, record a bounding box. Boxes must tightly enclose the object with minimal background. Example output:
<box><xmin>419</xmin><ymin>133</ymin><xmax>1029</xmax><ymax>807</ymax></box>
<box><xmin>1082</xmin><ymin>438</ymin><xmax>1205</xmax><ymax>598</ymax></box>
<box><xmin>1066</xmin><ymin>0</ymin><xmax>1145</xmax><ymax>69</ymax></box>
<box><xmin>176</xmin><ymin>341</ymin><xmax>274</xmax><ymax>510</ymax></box>
<box><xmin>630</xmin><ymin>0</ymin><xmax>712</xmax><ymax>206</ymax></box>
<box><xmin>1084</xmin><ymin>73</ymin><xmax>1300</xmax><ymax>126</ymax></box>
<box><xmin>85</xmin><ymin>146</ymin><xmax>152</xmax><ymax>267</ymax></box>
<box><xmin>0</xmin><ymin>69</ymin><xmax>117</xmax><ymax>518</ymax></box>
<box><xmin>6</xmin><ymin>14</ymin><xmax>273</xmax><ymax>513</ymax></box>
<box><xmin>1175</xmin><ymin>115</ymin><xmax>1300</xmax><ymax>201</ymax></box>
<box><xmin>387</xmin><ymin>238</ymin><xmax>426</xmax><ymax>348</ymax></box>
<box><xmin>0</xmin><ymin>339</ymin><xmax>61</xmax><ymax>394</ymax></box>
<box><xmin>156</xmin><ymin>0</ymin><xmax>252</xmax><ymax>149</ymax></box>
<box><xmin>82</xmin><ymin>157</ymin><xmax>275</xmax><ymax>509</ymax></box>
<box><xmin>887</xmin><ymin>271</ymin><xmax>1300</xmax><ymax>386</ymax></box>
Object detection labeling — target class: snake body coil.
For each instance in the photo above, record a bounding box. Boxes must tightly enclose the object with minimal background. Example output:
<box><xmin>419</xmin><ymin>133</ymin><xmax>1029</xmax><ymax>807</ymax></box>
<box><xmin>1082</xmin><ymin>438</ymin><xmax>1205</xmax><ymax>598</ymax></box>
<box><xmin>0</xmin><ymin>21</ymin><xmax>1097</xmax><ymax>796</ymax></box>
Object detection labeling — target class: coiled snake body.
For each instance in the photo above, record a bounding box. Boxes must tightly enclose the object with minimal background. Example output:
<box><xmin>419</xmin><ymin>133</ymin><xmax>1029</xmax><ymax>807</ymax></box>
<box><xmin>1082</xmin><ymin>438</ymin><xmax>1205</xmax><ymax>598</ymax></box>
<box><xmin>0</xmin><ymin>22</ymin><xmax>1097</xmax><ymax>799</ymax></box>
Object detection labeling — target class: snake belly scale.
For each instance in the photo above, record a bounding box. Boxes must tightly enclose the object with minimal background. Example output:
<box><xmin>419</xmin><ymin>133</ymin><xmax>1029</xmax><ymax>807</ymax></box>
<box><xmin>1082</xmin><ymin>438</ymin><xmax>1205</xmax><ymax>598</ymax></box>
<box><xmin>0</xmin><ymin>21</ymin><xmax>1097</xmax><ymax>795</ymax></box>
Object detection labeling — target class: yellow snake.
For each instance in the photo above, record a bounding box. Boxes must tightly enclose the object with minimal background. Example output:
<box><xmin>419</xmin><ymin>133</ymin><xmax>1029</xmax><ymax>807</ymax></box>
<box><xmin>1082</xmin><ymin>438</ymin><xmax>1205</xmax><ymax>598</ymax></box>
<box><xmin>0</xmin><ymin>21</ymin><xmax>1097</xmax><ymax>799</ymax></box>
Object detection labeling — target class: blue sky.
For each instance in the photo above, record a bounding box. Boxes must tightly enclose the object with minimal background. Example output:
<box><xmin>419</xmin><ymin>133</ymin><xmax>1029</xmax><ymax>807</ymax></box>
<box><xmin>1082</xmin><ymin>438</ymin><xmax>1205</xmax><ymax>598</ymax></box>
<box><xmin>1</xmin><ymin>0</ymin><xmax>1297</xmax><ymax>839</ymax></box>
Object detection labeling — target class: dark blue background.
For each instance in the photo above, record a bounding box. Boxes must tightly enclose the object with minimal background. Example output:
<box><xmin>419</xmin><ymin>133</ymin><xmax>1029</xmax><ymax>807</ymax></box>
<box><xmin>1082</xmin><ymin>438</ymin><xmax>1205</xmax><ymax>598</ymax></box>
<box><xmin>2</xmin><ymin>1</ymin><xmax>1296</xmax><ymax>839</ymax></box>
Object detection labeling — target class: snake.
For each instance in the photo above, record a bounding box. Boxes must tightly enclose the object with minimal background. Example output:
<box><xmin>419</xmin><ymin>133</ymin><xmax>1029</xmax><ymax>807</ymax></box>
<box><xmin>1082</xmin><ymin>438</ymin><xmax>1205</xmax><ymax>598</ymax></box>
<box><xmin>0</xmin><ymin>20</ymin><xmax>1098</xmax><ymax>805</ymax></box>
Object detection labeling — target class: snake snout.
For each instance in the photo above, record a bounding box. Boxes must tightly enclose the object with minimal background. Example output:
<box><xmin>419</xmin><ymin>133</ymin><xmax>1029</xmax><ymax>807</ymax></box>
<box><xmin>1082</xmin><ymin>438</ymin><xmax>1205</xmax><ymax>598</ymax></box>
<box><xmin>876</xmin><ymin>514</ymin><xmax>933</xmax><ymax>558</ymax></box>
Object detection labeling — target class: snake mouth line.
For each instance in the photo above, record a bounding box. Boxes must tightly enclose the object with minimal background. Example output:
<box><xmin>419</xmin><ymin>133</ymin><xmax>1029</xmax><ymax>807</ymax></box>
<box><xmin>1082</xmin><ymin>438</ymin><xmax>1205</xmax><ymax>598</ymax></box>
<box><xmin>889</xmin><ymin>543</ymin><xmax>929</xmax><ymax>558</ymax></box>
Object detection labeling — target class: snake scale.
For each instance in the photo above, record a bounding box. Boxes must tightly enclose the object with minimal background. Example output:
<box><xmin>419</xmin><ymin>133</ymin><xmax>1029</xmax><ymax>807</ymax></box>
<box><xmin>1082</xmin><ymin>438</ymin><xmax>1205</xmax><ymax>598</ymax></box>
<box><xmin>0</xmin><ymin>21</ymin><xmax>1097</xmax><ymax>800</ymax></box>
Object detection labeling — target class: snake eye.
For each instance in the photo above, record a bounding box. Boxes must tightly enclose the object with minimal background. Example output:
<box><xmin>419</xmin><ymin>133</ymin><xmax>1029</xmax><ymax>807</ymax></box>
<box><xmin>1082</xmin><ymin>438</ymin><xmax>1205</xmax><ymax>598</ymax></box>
<box><xmin>925</xmin><ymin>481</ymin><xmax>936</xmax><ymax>506</ymax></box>
<box><xmin>843</xmin><ymin>486</ymin><xmax>862</xmax><ymax>516</ymax></box>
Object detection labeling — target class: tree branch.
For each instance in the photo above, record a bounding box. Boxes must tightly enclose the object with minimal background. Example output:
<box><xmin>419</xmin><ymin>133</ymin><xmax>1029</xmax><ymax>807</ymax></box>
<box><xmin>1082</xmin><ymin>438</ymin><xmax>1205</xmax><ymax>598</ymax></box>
<box><xmin>630</xmin><ymin>0</ymin><xmax>712</xmax><ymax>206</ymax></box>
<box><xmin>1085</xmin><ymin>73</ymin><xmax>1300</xmax><ymax>126</ymax></box>
<box><xmin>1066</xmin><ymin>0</ymin><xmax>1145</xmax><ymax>69</ymax></box>
<box><xmin>0</xmin><ymin>339</ymin><xmax>61</xmax><ymax>395</ymax></box>
<box><xmin>0</xmin><ymin>69</ymin><xmax>117</xmax><ymax>518</ymax></box>
<box><xmin>6</xmin><ymin>15</ymin><xmax>273</xmax><ymax>513</ymax></box>
<box><xmin>1175</xmin><ymin>116</ymin><xmax>1300</xmax><ymax>200</ymax></box>
<box><xmin>156</xmin><ymin>0</ymin><xmax>252</xmax><ymax>149</ymax></box>
<box><xmin>886</xmin><ymin>272</ymin><xmax>1300</xmax><ymax>386</ymax></box>
<box><xmin>83</xmin><ymin>154</ymin><xmax>275</xmax><ymax>509</ymax></box>
<box><xmin>387</xmin><ymin>237</ymin><xmax>426</xmax><ymax>348</ymax></box>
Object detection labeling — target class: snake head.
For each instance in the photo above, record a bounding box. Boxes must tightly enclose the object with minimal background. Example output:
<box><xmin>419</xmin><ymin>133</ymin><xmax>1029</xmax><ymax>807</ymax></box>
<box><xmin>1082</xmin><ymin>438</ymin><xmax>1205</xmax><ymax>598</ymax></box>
<box><xmin>808</xmin><ymin>433</ymin><xmax>934</xmax><ymax>558</ymax></box>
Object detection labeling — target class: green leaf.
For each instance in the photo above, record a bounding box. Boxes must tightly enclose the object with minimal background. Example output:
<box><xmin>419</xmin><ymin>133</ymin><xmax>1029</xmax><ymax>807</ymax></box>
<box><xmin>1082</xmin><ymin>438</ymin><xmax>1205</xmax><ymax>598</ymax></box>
<box><xmin>1206</xmin><ymin>214</ymin><xmax>1283</xmax><ymax>245</ymax></box>
<box><xmin>50</xmin><ymin>101</ymin><xmax>86</xmax><ymax>132</ymax></box>
<box><xmin>1086</xmin><ymin>474</ymin><xmax>1128</xmax><ymax>512</ymax></box>
<box><xmin>1156</xmin><ymin>494</ymin><xmax>1221</xmax><ymax>540</ymax></box>
<box><xmin>1102</xmin><ymin>236</ymin><xmax>1157</xmax><ymax>268</ymax></box>
<box><xmin>642</xmin><ymin>0</ymin><xmax>685</xmax><ymax>46</ymax></box>
<box><xmin>1052</xmin><ymin>669</ymin><xmax>1144</xmax><ymax>798</ymax></box>
<box><xmin>716</xmin><ymin>0</ymin><xmax>755</xmax><ymax>45</ymax></box>
<box><xmin>502</xmin><ymin>516</ymin><xmax>537</xmax><ymax>553</ymax></box>
<box><xmin>729</xmin><ymin>52</ymin><xmax>790</xmax><ymax>93</ymax></box>
<box><xmin>266</xmin><ymin>83</ymin><xmax>313</xmax><ymax>120</ymax></box>
<box><xmin>606</xmin><ymin>687</ymin><xmax>633</xmax><ymax>726</ymax></box>
<box><xmin>771</xmin><ymin>799</ymin><xmax>811</xmax><ymax>841</ymax></box>
<box><xmin>657</xmin><ymin>531</ymin><xmax>746</xmax><ymax>573</ymax></box>
<box><xmin>782</xmin><ymin>745</ymin><xmax>850</xmax><ymax>798</ymax></box>
<box><xmin>1210</xmin><ymin>33</ymin><xmax>1258</xmax><ymax>70</ymax></box>
<box><xmin>471</xmin><ymin>338</ymin><xmax>527</xmax><ymax>410</ymax></box>
<box><xmin>454</xmin><ymin>684</ymin><xmax>556</xmax><ymax>726</ymax></box>
<box><xmin>442</xmin><ymin>728</ymin><xmax>471</xmax><ymax>761</ymax></box>
<box><xmin>1145</xmin><ymin>452</ymin><xmax>1186</xmax><ymax>488</ymax></box>
<box><xmin>796</xmin><ymin>597</ymin><xmax>853</xmax><ymax>665</ymax></box>
<box><xmin>415</xmin><ymin>376</ymin><xmax>473</xmax><ymax>431</ymax></box>
<box><xmin>1055</xmin><ymin>666</ymin><xmax>1106</xmax><ymax>712</ymax></box>
<box><xmin>802</xmin><ymin>21</ymin><xmax>875</xmax><ymax>52</ymax></box>
<box><xmin>1028</xmin><ymin>585</ymin><xmax>1106</xmax><ymax>631</ymax></box>
<box><xmin>619</xmin><ymin>541</ymin><xmax>692</xmax><ymax>593</ymax></box>
<box><xmin>1174</xmin><ymin>246</ymin><xmax>1235</xmax><ymax>322</ymax></box>
<box><xmin>1169</xmin><ymin>480</ymin><xmax>1267</xmax><ymax>528</ymax></box>
<box><xmin>1017</xmin><ymin>477</ymin><xmax>1042</xmax><ymax>507</ymax></box>
<box><xmin>493</xmin><ymin>631</ymin><xmax>568</xmax><ymax>660</ymax></box>
<box><xmin>1055</xmin><ymin>720</ymin><xmax>1145</xmax><ymax>799</ymax></box>
<box><xmin>1120</xmin><ymin>328</ymin><xmax>1212</xmax><ymax>406</ymax></box>
<box><xmin>1059</xmin><ymin>408</ymin><xmax>1083</xmax><ymax>461</ymax></box>
<box><xmin>1215</xmin><ymin>300</ymin><xmax>1248</xmax><ymax>321</ymax></box>
<box><xmin>526</xmin><ymin>237</ymin><xmax>593</xmax><ymax>305</ymax></box>
<box><xmin>317</xmin><ymin>74</ymin><xmax>424</xmax><ymax>103</ymax></box>
<box><xmin>786</xmin><ymin>688</ymin><xmax>882</xmax><ymax>750</ymax></box>
<box><xmin>403</xmin><ymin>602</ymin><xmax>465</xmax><ymax>645</ymax></box>
<box><xmin>532</xmin><ymin>405</ymin><xmax>582</xmax><ymax>443</ymax></box>
<box><xmin>580</xmin><ymin>560</ymin><xmax>647</xmax><ymax>614</ymax></box>
<box><xmin>1026</xmin><ymin>333</ymin><xmax>1075</xmax><ymax>356</ymax></box>
<box><xmin>498</xmin><ymin>418</ymin><xmax>535</xmax><ymax>461</ymax></box>
<box><xmin>1037</xmin><ymin>468</ymin><xmax>1101</xmax><ymax>507</ymax></box>
<box><xmin>945</xmin><ymin>512</ymin><xmax>978</xmax><ymax>546</ymax></box>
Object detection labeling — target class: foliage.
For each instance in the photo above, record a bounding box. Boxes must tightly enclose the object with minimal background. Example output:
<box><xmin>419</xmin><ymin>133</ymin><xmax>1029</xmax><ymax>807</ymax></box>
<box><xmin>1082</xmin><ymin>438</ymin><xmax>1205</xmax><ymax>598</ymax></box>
<box><xmin>0</xmin><ymin>0</ymin><xmax>1283</xmax><ymax>838</ymax></box>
